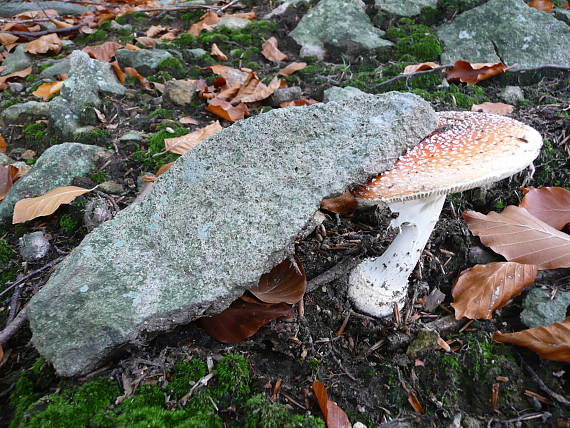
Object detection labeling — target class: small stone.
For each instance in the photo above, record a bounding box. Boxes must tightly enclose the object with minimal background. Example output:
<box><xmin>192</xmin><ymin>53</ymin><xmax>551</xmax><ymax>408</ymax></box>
<box><xmin>0</xmin><ymin>1</ymin><xmax>91</xmax><ymax>17</ymax></box>
<box><xmin>423</xmin><ymin>288</ymin><xmax>445</xmax><ymax>312</ymax></box>
<box><xmin>119</xmin><ymin>131</ymin><xmax>147</xmax><ymax>143</ymax></box>
<box><xmin>270</xmin><ymin>87</ymin><xmax>303</xmax><ymax>106</ymax></box>
<box><xmin>406</xmin><ymin>329</ymin><xmax>441</xmax><ymax>359</ymax></box>
<box><xmin>500</xmin><ymin>86</ymin><xmax>525</xmax><ymax>105</ymax></box>
<box><xmin>217</xmin><ymin>17</ymin><xmax>250</xmax><ymax>30</ymax></box>
<box><xmin>19</xmin><ymin>232</ymin><xmax>50</xmax><ymax>261</ymax></box>
<box><xmin>467</xmin><ymin>245</ymin><xmax>501</xmax><ymax>265</ymax></box>
<box><xmin>164</xmin><ymin>80</ymin><xmax>197</xmax><ymax>105</ymax></box>
<box><xmin>20</xmin><ymin>149</ymin><xmax>36</xmax><ymax>161</ymax></box>
<box><xmin>110</xmin><ymin>21</ymin><xmax>132</xmax><ymax>32</ymax></box>
<box><xmin>184</xmin><ymin>48</ymin><xmax>207</xmax><ymax>59</ymax></box>
<box><xmin>376</xmin><ymin>0</ymin><xmax>437</xmax><ymax>17</ymax></box>
<box><xmin>8</xmin><ymin>82</ymin><xmax>24</xmax><ymax>93</ymax></box>
<box><xmin>0</xmin><ymin>101</ymin><xmax>50</xmax><ymax>126</ymax></box>
<box><xmin>98</xmin><ymin>181</ymin><xmax>124</xmax><ymax>194</ymax></box>
<box><xmin>1</xmin><ymin>45</ymin><xmax>33</xmax><ymax>76</ymax></box>
<box><xmin>323</xmin><ymin>86</ymin><xmax>366</xmax><ymax>103</ymax></box>
<box><xmin>299</xmin><ymin>44</ymin><xmax>326</xmax><ymax>60</ymax></box>
<box><xmin>353</xmin><ymin>423</ymin><xmax>368</xmax><ymax>428</ymax></box>
<box><xmin>115</xmin><ymin>49</ymin><xmax>173</xmax><ymax>76</ymax></box>
<box><xmin>0</xmin><ymin>152</ymin><xmax>14</xmax><ymax>166</ymax></box>
<box><xmin>84</xmin><ymin>198</ymin><xmax>112</xmax><ymax>231</ymax></box>
<box><xmin>521</xmin><ymin>288</ymin><xmax>570</xmax><ymax>328</ymax></box>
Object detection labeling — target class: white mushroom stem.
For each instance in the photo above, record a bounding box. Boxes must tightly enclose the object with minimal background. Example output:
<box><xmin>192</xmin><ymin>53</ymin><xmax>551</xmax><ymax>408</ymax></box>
<box><xmin>348</xmin><ymin>194</ymin><xmax>446</xmax><ymax>318</ymax></box>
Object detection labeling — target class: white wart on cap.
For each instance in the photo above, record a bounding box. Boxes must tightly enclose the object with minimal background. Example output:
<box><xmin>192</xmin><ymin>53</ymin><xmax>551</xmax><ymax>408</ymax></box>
<box><xmin>348</xmin><ymin>111</ymin><xmax>543</xmax><ymax>318</ymax></box>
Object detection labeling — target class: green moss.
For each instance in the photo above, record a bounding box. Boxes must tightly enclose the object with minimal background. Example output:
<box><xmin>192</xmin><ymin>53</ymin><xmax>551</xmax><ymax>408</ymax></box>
<box><xmin>168</xmin><ymin>359</ymin><xmax>208</xmax><ymax>399</ymax></box>
<box><xmin>91</xmin><ymin>171</ymin><xmax>108</xmax><ymax>184</ymax></box>
<box><xmin>76</xmin><ymin>29</ymin><xmax>107</xmax><ymax>45</ymax></box>
<box><xmin>384</xmin><ymin>19</ymin><xmax>441</xmax><ymax>62</ymax></box>
<box><xmin>213</xmin><ymin>353</ymin><xmax>251</xmax><ymax>399</ymax></box>
<box><xmin>172</xmin><ymin>33</ymin><xmax>197</xmax><ymax>47</ymax></box>
<box><xmin>534</xmin><ymin>139</ymin><xmax>570</xmax><ymax>188</ymax></box>
<box><xmin>76</xmin><ymin>128</ymin><xmax>111</xmax><ymax>144</ymax></box>
<box><xmin>182</xmin><ymin>10</ymin><xmax>204</xmax><ymax>26</ymax></box>
<box><xmin>115</xmin><ymin>12</ymin><xmax>148</xmax><ymax>25</ymax></box>
<box><xmin>150</xmin><ymin>109</ymin><xmax>176</xmax><ymax>120</ymax></box>
<box><xmin>23</xmin><ymin>122</ymin><xmax>49</xmax><ymax>145</ymax></box>
<box><xmin>79</xmin><ymin>103</ymin><xmax>99</xmax><ymax>126</ymax></box>
<box><xmin>25</xmin><ymin>74</ymin><xmax>38</xmax><ymax>83</ymax></box>
<box><xmin>131</xmin><ymin>126</ymin><xmax>185</xmax><ymax>170</ymax></box>
<box><xmin>245</xmin><ymin>394</ymin><xmax>324</xmax><ymax>428</ymax></box>
<box><xmin>38</xmin><ymin>63</ymin><xmax>54</xmax><ymax>72</ymax></box>
<box><xmin>0</xmin><ymin>237</ymin><xmax>15</xmax><ymax>267</ymax></box>
<box><xmin>411</xmin><ymin>84</ymin><xmax>488</xmax><ymax>108</ymax></box>
<box><xmin>157</xmin><ymin>57</ymin><xmax>186</xmax><ymax>79</ymax></box>
<box><xmin>59</xmin><ymin>214</ymin><xmax>80</xmax><ymax>233</ymax></box>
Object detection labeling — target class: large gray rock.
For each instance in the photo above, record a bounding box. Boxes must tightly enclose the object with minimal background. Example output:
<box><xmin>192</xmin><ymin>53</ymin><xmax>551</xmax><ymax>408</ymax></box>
<box><xmin>28</xmin><ymin>92</ymin><xmax>437</xmax><ymax>376</ymax></box>
<box><xmin>0</xmin><ymin>1</ymin><xmax>91</xmax><ymax>17</ymax></box>
<box><xmin>290</xmin><ymin>0</ymin><xmax>392</xmax><ymax>59</ymax></box>
<box><xmin>323</xmin><ymin>86</ymin><xmax>366</xmax><ymax>103</ymax></box>
<box><xmin>375</xmin><ymin>0</ymin><xmax>437</xmax><ymax>17</ymax></box>
<box><xmin>115</xmin><ymin>49</ymin><xmax>173</xmax><ymax>76</ymax></box>
<box><xmin>1</xmin><ymin>45</ymin><xmax>33</xmax><ymax>76</ymax></box>
<box><xmin>40</xmin><ymin>59</ymin><xmax>71</xmax><ymax>79</ymax></box>
<box><xmin>0</xmin><ymin>143</ymin><xmax>106</xmax><ymax>221</ymax></box>
<box><xmin>1</xmin><ymin>101</ymin><xmax>50</xmax><ymax>127</ymax></box>
<box><xmin>521</xmin><ymin>288</ymin><xmax>570</xmax><ymax>328</ymax></box>
<box><xmin>437</xmin><ymin>0</ymin><xmax>570</xmax><ymax>70</ymax></box>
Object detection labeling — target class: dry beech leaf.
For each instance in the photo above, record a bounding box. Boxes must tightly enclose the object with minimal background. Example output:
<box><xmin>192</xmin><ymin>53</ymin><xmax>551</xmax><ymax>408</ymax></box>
<box><xmin>134</xmin><ymin>37</ymin><xmax>157</xmax><ymax>48</ymax></box>
<box><xmin>146</xmin><ymin>25</ymin><xmax>167</xmax><ymax>37</ymax></box>
<box><xmin>463</xmin><ymin>206</ymin><xmax>570</xmax><ymax>270</ymax></box>
<box><xmin>493</xmin><ymin>317</ymin><xmax>570</xmax><ymax>362</ymax></box>
<box><xmin>188</xmin><ymin>10</ymin><xmax>219</xmax><ymax>36</ymax></box>
<box><xmin>403</xmin><ymin>62</ymin><xmax>440</xmax><ymax>74</ymax></box>
<box><xmin>124</xmin><ymin>67</ymin><xmax>150</xmax><ymax>89</ymax></box>
<box><xmin>179</xmin><ymin>116</ymin><xmax>199</xmax><ymax>125</ymax></box>
<box><xmin>320</xmin><ymin>191</ymin><xmax>358</xmax><ymax>215</ymax></box>
<box><xmin>82</xmin><ymin>41</ymin><xmax>122</xmax><ymax>62</ymax></box>
<box><xmin>445</xmin><ymin>60</ymin><xmax>507</xmax><ymax>85</ymax></box>
<box><xmin>0</xmin><ymin>66</ymin><xmax>32</xmax><ymax>90</ymax></box>
<box><xmin>528</xmin><ymin>0</ymin><xmax>555</xmax><ymax>12</ymax></box>
<box><xmin>233</xmin><ymin>76</ymin><xmax>282</xmax><ymax>104</ymax></box>
<box><xmin>406</xmin><ymin>389</ymin><xmax>425</xmax><ymax>414</ymax></box>
<box><xmin>206</xmin><ymin>98</ymin><xmax>248</xmax><ymax>122</ymax></box>
<box><xmin>24</xmin><ymin>33</ymin><xmax>62</xmax><ymax>55</ymax></box>
<box><xmin>125</xmin><ymin>43</ymin><xmax>141</xmax><ymax>50</ymax></box>
<box><xmin>207</xmin><ymin>65</ymin><xmax>250</xmax><ymax>90</ymax></box>
<box><xmin>197</xmin><ymin>297</ymin><xmax>293</xmax><ymax>344</ymax></box>
<box><xmin>249</xmin><ymin>255</ymin><xmax>306</xmax><ymax>304</ymax></box>
<box><xmin>0</xmin><ymin>165</ymin><xmax>14</xmax><ymax>201</ymax></box>
<box><xmin>111</xmin><ymin>60</ymin><xmax>125</xmax><ymax>83</ymax></box>
<box><xmin>278</xmin><ymin>62</ymin><xmax>307</xmax><ymax>76</ymax></box>
<box><xmin>312</xmin><ymin>381</ymin><xmax>351</xmax><ymax>428</ymax></box>
<box><xmin>210</xmin><ymin>43</ymin><xmax>228</xmax><ymax>61</ymax></box>
<box><xmin>520</xmin><ymin>186</ymin><xmax>570</xmax><ymax>231</ymax></box>
<box><xmin>32</xmin><ymin>80</ymin><xmax>64</xmax><ymax>100</ymax></box>
<box><xmin>452</xmin><ymin>262</ymin><xmax>538</xmax><ymax>320</ymax></box>
<box><xmin>471</xmin><ymin>102</ymin><xmax>513</xmax><ymax>115</ymax></box>
<box><xmin>13</xmin><ymin>186</ymin><xmax>93</xmax><ymax>224</ymax></box>
<box><xmin>156</xmin><ymin>162</ymin><xmax>173</xmax><ymax>177</ymax></box>
<box><xmin>0</xmin><ymin>33</ymin><xmax>19</xmax><ymax>51</ymax></box>
<box><xmin>164</xmin><ymin>121</ymin><xmax>222</xmax><ymax>155</ymax></box>
<box><xmin>261</xmin><ymin>37</ymin><xmax>288</xmax><ymax>62</ymax></box>
<box><xmin>279</xmin><ymin>98</ymin><xmax>319</xmax><ymax>107</ymax></box>
<box><xmin>0</xmin><ymin>135</ymin><xmax>6</xmax><ymax>152</ymax></box>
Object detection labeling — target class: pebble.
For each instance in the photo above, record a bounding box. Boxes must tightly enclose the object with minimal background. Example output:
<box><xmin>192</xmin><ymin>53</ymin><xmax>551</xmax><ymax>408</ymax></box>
<box><xmin>19</xmin><ymin>232</ymin><xmax>50</xmax><ymax>261</ymax></box>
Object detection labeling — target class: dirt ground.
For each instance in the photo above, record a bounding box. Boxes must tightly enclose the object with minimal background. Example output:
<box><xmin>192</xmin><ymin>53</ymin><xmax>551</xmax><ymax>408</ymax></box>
<box><xmin>1</xmin><ymin>0</ymin><xmax>570</xmax><ymax>426</ymax></box>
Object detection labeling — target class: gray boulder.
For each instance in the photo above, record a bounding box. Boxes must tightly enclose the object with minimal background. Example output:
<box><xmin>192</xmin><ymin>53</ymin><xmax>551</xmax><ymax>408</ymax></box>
<box><xmin>0</xmin><ymin>143</ymin><xmax>106</xmax><ymax>221</ymax></box>
<box><xmin>115</xmin><ymin>49</ymin><xmax>173</xmax><ymax>76</ymax></box>
<box><xmin>1</xmin><ymin>101</ymin><xmax>50</xmax><ymax>126</ymax></box>
<box><xmin>28</xmin><ymin>92</ymin><xmax>437</xmax><ymax>376</ymax></box>
<box><xmin>521</xmin><ymin>288</ymin><xmax>570</xmax><ymax>328</ymax></box>
<box><xmin>0</xmin><ymin>1</ymin><xmax>91</xmax><ymax>17</ymax></box>
<box><xmin>437</xmin><ymin>0</ymin><xmax>570</xmax><ymax>70</ymax></box>
<box><xmin>375</xmin><ymin>0</ymin><xmax>437</xmax><ymax>17</ymax></box>
<box><xmin>40</xmin><ymin>59</ymin><xmax>71</xmax><ymax>79</ymax></box>
<box><xmin>1</xmin><ymin>45</ymin><xmax>33</xmax><ymax>76</ymax></box>
<box><xmin>323</xmin><ymin>86</ymin><xmax>366</xmax><ymax>102</ymax></box>
<box><xmin>290</xmin><ymin>0</ymin><xmax>392</xmax><ymax>60</ymax></box>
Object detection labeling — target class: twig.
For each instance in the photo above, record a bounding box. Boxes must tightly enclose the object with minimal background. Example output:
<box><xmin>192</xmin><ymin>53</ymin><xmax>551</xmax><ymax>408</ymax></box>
<box><xmin>0</xmin><ymin>305</ymin><xmax>28</xmax><ymax>347</ymax></box>
<box><xmin>7</xmin><ymin>283</ymin><xmax>22</xmax><ymax>324</ymax></box>
<box><xmin>522</xmin><ymin>361</ymin><xmax>570</xmax><ymax>408</ymax></box>
<box><xmin>494</xmin><ymin>411</ymin><xmax>551</xmax><ymax>426</ymax></box>
<box><xmin>0</xmin><ymin>24</ymin><xmax>86</xmax><ymax>39</ymax></box>
<box><xmin>306</xmin><ymin>257</ymin><xmax>360</xmax><ymax>293</ymax></box>
<box><xmin>93</xmin><ymin>189</ymin><xmax>120</xmax><ymax>214</ymax></box>
<box><xmin>372</xmin><ymin>64</ymin><xmax>453</xmax><ymax>90</ymax></box>
<box><xmin>0</xmin><ymin>257</ymin><xmax>64</xmax><ymax>299</ymax></box>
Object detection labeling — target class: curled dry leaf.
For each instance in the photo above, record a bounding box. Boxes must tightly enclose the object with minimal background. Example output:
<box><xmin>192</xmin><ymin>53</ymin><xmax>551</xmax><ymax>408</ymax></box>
<box><xmin>24</xmin><ymin>33</ymin><xmax>62</xmax><ymax>55</ymax></box>
<box><xmin>0</xmin><ymin>135</ymin><xmax>6</xmax><ymax>152</ymax></box>
<box><xmin>528</xmin><ymin>0</ymin><xmax>555</xmax><ymax>12</ymax></box>
<box><xmin>445</xmin><ymin>60</ymin><xmax>507</xmax><ymax>85</ymax></box>
<box><xmin>13</xmin><ymin>186</ymin><xmax>93</xmax><ymax>224</ymax></box>
<box><xmin>0</xmin><ymin>165</ymin><xmax>14</xmax><ymax>201</ymax></box>
<box><xmin>452</xmin><ymin>262</ymin><xmax>538</xmax><ymax>320</ymax></box>
<box><xmin>471</xmin><ymin>102</ymin><xmax>513</xmax><ymax>115</ymax></box>
<box><xmin>188</xmin><ymin>10</ymin><xmax>219</xmax><ymax>36</ymax></box>
<box><xmin>179</xmin><ymin>116</ymin><xmax>199</xmax><ymax>125</ymax></box>
<box><xmin>248</xmin><ymin>255</ymin><xmax>306</xmax><ymax>304</ymax></box>
<box><xmin>493</xmin><ymin>317</ymin><xmax>570</xmax><ymax>363</ymax></box>
<box><xmin>83</xmin><ymin>41</ymin><xmax>122</xmax><ymax>62</ymax></box>
<box><xmin>0</xmin><ymin>66</ymin><xmax>32</xmax><ymax>91</ymax></box>
<box><xmin>111</xmin><ymin>61</ymin><xmax>125</xmax><ymax>83</ymax></box>
<box><xmin>0</xmin><ymin>33</ymin><xmax>19</xmax><ymax>51</ymax></box>
<box><xmin>278</xmin><ymin>62</ymin><xmax>307</xmax><ymax>76</ymax></box>
<box><xmin>210</xmin><ymin>43</ymin><xmax>228</xmax><ymax>61</ymax></box>
<box><xmin>125</xmin><ymin>43</ymin><xmax>141</xmax><ymax>50</ymax></box>
<box><xmin>261</xmin><ymin>37</ymin><xmax>288</xmax><ymax>62</ymax></box>
<box><xmin>233</xmin><ymin>76</ymin><xmax>282</xmax><ymax>104</ymax></box>
<box><xmin>520</xmin><ymin>186</ymin><xmax>570</xmax><ymax>231</ymax></box>
<box><xmin>206</xmin><ymin>98</ymin><xmax>248</xmax><ymax>122</ymax></box>
<box><xmin>197</xmin><ymin>297</ymin><xmax>293</xmax><ymax>344</ymax></box>
<box><xmin>320</xmin><ymin>191</ymin><xmax>357</xmax><ymax>215</ymax></box>
<box><xmin>403</xmin><ymin>62</ymin><xmax>440</xmax><ymax>74</ymax></box>
<box><xmin>156</xmin><ymin>162</ymin><xmax>173</xmax><ymax>177</ymax></box>
<box><xmin>279</xmin><ymin>98</ymin><xmax>319</xmax><ymax>107</ymax></box>
<box><xmin>32</xmin><ymin>80</ymin><xmax>64</xmax><ymax>100</ymax></box>
<box><xmin>463</xmin><ymin>206</ymin><xmax>570</xmax><ymax>270</ymax></box>
<box><xmin>134</xmin><ymin>37</ymin><xmax>157</xmax><ymax>48</ymax></box>
<box><xmin>124</xmin><ymin>67</ymin><xmax>150</xmax><ymax>89</ymax></box>
<box><xmin>164</xmin><ymin>121</ymin><xmax>222</xmax><ymax>155</ymax></box>
<box><xmin>146</xmin><ymin>25</ymin><xmax>167</xmax><ymax>38</ymax></box>
<box><xmin>312</xmin><ymin>381</ymin><xmax>352</xmax><ymax>428</ymax></box>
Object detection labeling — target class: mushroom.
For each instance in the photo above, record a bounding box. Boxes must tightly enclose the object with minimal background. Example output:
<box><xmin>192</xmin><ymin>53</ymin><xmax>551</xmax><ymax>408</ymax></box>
<box><xmin>348</xmin><ymin>111</ymin><xmax>542</xmax><ymax>318</ymax></box>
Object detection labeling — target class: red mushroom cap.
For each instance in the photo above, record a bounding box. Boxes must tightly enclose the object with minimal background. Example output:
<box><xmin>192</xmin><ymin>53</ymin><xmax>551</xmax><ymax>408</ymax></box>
<box><xmin>353</xmin><ymin>111</ymin><xmax>542</xmax><ymax>202</ymax></box>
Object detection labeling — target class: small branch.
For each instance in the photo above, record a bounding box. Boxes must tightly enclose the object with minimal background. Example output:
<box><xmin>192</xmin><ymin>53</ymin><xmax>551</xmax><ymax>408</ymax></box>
<box><xmin>306</xmin><ymin>257</ymin><xmax>360</xmax><ymax>293</ymax></box>
<box><xmin>0</xmin><ymin>24</ymin><xmax>86</xmax><ymax>39</ymax></box>
<box><xmin>522</xmin><ymin>361</ymin><xmax>570</xmax><ymax>408</ymax></box>
<box><xmin>0</xmin><ymin>306</ymin><xmax>28</xmax><ymax>347</ymax></box>
<box><xmin>0</xmin><ymin>257</ymin><xmax>64</xmax><ymax>300</ymax></box>
<box><xmin>372</xmin><ymin>64</ymin><xmax>453</xmax><ymax>90</ymax></box>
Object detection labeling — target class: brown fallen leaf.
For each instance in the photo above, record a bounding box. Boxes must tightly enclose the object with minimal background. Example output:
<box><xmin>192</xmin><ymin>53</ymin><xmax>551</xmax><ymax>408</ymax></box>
<box><xmin>249</xmin><ymin>255</ymin><xmax>306</xmax><ymax>304</ymax></box>
<box><xmin>24</xmin><ymin>33</ymin><xmax>62</xmax><ymax>55</ymax></box>
<box><xmin>156</xmin><ymin>162</ymin><xmax>173</xmax><ymax>177</ymax></box>
<box><xmin>452</xmin><ymin>262</ymin><xmax>538</xmax><ymax>320</ymax></box>
<box><xmin>32</xmin><ymin>80</ymin><xmax>64</xmax><ymax>100</ymax></box>
<box><xmin>403</xmin><ymin>62</ymin><xmax>440</xmax><ymax>74</ymax></box>
<box><xmin>279</xmin><ymin>98</ymin><xmax>319</xmax><ymax>107</ymax></box>
<box><xmin>125</xmin><ymin>43</ymin><xmax>141</xmax><ymax>50</ymax></box>
<box><xmin>111</xmin><ymin>60</ymin><xmax>125</xmax><ymax>83</ymax></box>
<box><xmin>179</xmin><ymin>116</ymin><xmax>199</xmax><ymax>125</ymax></box>
<box><xmin>206</xmin><ymin>98</ymin><xmax>248</xmax><ymax>122</ymax></box>
<box><xmin>493</xmin><ymin>317</ymin><xmax>570</xmax><ymax>363</ymax></box>
<box><xmin>124</xmin><ymin>67</ymin><xmax>150</xmax><ymax>89</ymax></box>
<box><xmin>520</xmin><ymin>186</ymin><xmax>570</xmax><ymax>231</ymax></box>
<box><xmin>445</xmin><ymin>60</ymin><xmax>507</xmax><ymax>85</ymax></box>
<box><xmin>320</xmin><ymin>191</ymin><xmax>358</xmax><ymax>215</ymax></box>
<box><xmin>528</xmin><ymin>0</ymin><xmax>554</xmax><ymax>12</ymax></box>
<box><xmin>0</xmin><ymin>66</ymin><xmax>32</xmax><ymax>91</ymax></box>
<box><xmin>312</xmin><ymin>381</ymin><xmax>352</xmax><ymax>428</ymax></box>
<box><xmin>145</xmin><ymin>25</ymin><xmax>167</xmax><ymax>38</ymax></box>
<box><xmin>211</xmin><ymin>43</ymin><xmax>228</xmax><ymax>61</ymax></box>
<box><xmin>13</xmin><ymin>186</ymin><xmax>93</xmax><ymax>224</ymax></box>
<box><xmin>463</xmin><ymin>206</ymin><xmax>570</xmax><ymax>270</ymax></box>
<box><xmin>207</xmin><ymin>65</ymin><xmax>250</xmax><ymax>91</ymax></box>
<box><xmin>198</xmin><ymin>297</ymin><xmax>293</xmax><ymax>344</ymax></box>
<box><xmin>278</xmin><ymin>62</ymin><xmax>307</xmax><ymax>76</ymax></box>
<box><xmin>0</xmin><ymin>135</ymin><xmax>6</xmax><ymax>152</ymax></box>
<box><xmin>233</xmin><ymin>76</ymin><xmax>282</xmax><ymax>104</ymax></box>
<box><xmin>0</xmin><ymin>165</ymin><xmax>14</xmax><ymax>201</ymax></box>
<box><xmin>0</xmin><ymin>33</ymin><xmax>19</xmax><ymax>51</ymax></box>
<box><xmin>188</xmin><ymin>10</ymin><xmax>219</xmax><ymax>36</ymax></box>
<box><xmin>471</xmin><ymin>102</ymin><xmax>513</xmax><ymax>115</ymax></box>
<box><xmin>134</xmin><ymin>37</ymin><xmax>157</xmax><ymax>48</ymax></box>
<box><xmin>83</xmin><ymin>41</ymin><xmax>122</xmax><ymax>62</ymax></box>
<box><xmin>164</xmin><ymin>121</ymin><xmax>222</xmax><ymax>155</ymax></box>
<box><xmin>261</xmin><ymin>37</ymin><xmax>288</xmax><ymax>62</ymax></box>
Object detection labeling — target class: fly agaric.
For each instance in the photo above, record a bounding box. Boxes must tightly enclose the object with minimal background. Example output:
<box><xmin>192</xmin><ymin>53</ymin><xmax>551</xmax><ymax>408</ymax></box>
<box><xmin>348</xmin><ymin>111</ymin><xmax>542</xmax><ymax>318</ymax></box>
